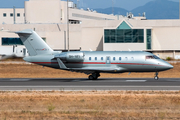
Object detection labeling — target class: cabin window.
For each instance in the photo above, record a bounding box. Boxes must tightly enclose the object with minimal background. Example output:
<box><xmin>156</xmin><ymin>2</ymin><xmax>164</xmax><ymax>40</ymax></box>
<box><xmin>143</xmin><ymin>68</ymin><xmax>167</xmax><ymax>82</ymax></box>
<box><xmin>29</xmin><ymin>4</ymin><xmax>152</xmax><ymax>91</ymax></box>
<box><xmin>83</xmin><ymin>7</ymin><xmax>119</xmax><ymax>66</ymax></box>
<box><xmin>113</xmin><ymin>57</ymin><xmax>115</xmax><ymax>61</ymax></box>
<box><xmin>95</xmin><ymin>57</ymin><xmax>97</xmax><ymax>61</ymax></box>
<box><xmin>89</xmin><ymin>57</ymin><xmax>91</xmax><ymax>61</ymax></box>
<box><xmin>131</xmin><ymin>57</ymin><xmax>134</xmax><ymax>60</ymax></box>
<box><xmin>101</xmin><ymin>57</ymin><xmax>103</xmax><ymax>61</ymax></box>
<box><xmin>119</xmin><ymin>57</ymin><xmax>121</xmax><ymax>61</ymax></box>
<box><xmin>125</xmin><ymin>57</ymin><xmax>128</xmax><ymax>61</ymax></box>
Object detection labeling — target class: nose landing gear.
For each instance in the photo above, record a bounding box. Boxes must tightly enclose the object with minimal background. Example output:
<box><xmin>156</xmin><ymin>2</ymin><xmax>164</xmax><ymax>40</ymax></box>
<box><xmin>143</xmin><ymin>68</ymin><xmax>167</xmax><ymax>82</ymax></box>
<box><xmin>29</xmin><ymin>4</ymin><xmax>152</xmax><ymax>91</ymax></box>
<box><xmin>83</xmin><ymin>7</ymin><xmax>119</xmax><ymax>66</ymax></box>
<box><xmin>154</xmin><ymin>72</ymin><xmax>159</xmax><ymax>80</ymax></box>
<box><xmin>88</xmin><ymin>72</ymin><xmax>100</xmax><ymax>80</ymax></box>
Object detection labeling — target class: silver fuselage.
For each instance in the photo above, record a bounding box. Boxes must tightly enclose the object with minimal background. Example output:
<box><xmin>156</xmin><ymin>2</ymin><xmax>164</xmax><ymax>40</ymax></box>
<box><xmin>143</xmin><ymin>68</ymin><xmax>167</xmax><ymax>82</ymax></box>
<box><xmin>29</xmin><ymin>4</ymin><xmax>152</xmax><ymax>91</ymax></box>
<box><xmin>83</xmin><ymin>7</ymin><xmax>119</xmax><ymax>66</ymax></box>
<box><xmin>24</xmin><ymin>51</ymin><xmax>173</xmax><ymax>73</ymax></box>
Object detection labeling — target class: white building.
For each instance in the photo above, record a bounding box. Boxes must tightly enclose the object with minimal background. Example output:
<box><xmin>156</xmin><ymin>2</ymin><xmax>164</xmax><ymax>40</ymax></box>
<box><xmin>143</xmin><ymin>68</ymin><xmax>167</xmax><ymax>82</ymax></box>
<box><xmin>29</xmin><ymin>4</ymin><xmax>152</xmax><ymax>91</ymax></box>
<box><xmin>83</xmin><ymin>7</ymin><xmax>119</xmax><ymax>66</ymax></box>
<box><xmin>0</xmin><ymin>0</ymin><xmax>180</xmax><ymax>59</ymax></box>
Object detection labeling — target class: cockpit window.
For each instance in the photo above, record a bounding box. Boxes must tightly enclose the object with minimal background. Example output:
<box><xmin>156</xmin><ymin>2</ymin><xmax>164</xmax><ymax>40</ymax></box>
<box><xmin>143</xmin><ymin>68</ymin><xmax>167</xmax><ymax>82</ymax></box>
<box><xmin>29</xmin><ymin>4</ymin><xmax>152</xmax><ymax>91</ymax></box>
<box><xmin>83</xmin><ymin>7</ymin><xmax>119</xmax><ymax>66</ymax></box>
<box><xmin>146</xmin><ymin>56</ymin><xmax>154</xmax><ymax>59</ymax></box>
<box><xmin>153</xmin><ymin>55</ymin><xmax>160</xmax><ymax>59</ymax></box>
<box><xmin>146</xmin><ymin>55</ymin><xmax>160</xmax><ymax>59</ymax></box>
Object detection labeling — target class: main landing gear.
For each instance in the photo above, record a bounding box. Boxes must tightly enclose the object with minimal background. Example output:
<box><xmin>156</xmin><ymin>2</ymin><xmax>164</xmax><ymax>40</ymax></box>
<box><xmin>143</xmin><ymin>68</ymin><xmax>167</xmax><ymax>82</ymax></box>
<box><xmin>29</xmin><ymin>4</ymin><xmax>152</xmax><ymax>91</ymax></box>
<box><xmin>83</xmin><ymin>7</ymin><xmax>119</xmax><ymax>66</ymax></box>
<box><xmin>154</xmin><ymin>72</ymin><xmax>159</xmax><ymax>80</ymax></box>
<box><xmin>88</xmin><ymin>72</ymin><xmax>100</xmax><ymax>80</ymax></box>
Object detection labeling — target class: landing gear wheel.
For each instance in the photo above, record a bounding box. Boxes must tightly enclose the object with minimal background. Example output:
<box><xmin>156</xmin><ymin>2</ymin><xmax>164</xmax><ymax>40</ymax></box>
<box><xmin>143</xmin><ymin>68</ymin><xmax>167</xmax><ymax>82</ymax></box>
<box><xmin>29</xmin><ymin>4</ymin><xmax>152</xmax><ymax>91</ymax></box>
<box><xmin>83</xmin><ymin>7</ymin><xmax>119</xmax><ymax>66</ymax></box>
<box><xmin>154</xmin><ymin>72</ymin><xmax>159</xmax><ymax>80</ymax></box>
<box><xmin>88</xmin><ymin>75</ymin><xmax>94</xmax><ymax>80</ymax></box>
<box><xmin>154</xmin><ymin>76</ymin><xmax>159</xmax><ymax>80</ymax></box>
<box><xmin>88</xmin><ymin>72</ymin><xmax>100</xmax><ymax>80</ymax></box>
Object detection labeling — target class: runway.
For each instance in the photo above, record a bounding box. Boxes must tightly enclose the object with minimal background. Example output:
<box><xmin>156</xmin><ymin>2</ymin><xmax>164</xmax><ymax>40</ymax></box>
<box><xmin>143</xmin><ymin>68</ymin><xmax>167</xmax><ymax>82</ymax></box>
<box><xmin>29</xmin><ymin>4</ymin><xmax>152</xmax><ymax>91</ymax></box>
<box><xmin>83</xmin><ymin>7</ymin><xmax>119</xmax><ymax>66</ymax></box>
<box><xmin>0</xmin><ymin>78</ymin><xmax>180</xmax><ymax>91</ymax></box>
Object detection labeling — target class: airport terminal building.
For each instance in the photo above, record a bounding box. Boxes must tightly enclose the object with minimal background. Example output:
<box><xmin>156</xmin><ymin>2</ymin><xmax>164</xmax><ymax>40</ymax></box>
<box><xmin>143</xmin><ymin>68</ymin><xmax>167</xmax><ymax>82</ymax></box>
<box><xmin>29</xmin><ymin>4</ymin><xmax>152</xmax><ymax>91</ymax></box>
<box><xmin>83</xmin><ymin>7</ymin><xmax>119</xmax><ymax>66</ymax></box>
<box><xmin>0</xmin><ymin>0</ymin><xmax>180</xmax><ymax>59</ymax></box>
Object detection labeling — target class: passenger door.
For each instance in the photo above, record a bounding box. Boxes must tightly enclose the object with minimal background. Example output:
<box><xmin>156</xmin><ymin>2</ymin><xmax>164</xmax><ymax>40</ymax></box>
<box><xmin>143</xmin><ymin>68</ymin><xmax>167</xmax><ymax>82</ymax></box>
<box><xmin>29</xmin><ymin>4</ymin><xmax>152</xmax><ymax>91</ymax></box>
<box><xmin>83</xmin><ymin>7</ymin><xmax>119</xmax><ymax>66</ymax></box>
<box><xmin>106</xmin><ymin>56</ymin><xmax>111</xmax><ymax>64</ymax></box>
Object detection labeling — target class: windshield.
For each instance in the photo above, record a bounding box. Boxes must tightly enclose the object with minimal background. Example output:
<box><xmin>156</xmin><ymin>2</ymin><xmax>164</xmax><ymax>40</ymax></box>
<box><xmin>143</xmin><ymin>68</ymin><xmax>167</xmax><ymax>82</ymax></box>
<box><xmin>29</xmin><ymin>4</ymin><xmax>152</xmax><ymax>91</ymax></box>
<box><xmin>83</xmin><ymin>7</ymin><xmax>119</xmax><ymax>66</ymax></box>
<box><xmin>146</xmin><ymin>55</ymin><xmax>160</xmax><ymax>59</ymax></box>
<box><xmin>153</xmin><ymin>55</ymin><xmax>160</xmax><ymax>59</ymax></box>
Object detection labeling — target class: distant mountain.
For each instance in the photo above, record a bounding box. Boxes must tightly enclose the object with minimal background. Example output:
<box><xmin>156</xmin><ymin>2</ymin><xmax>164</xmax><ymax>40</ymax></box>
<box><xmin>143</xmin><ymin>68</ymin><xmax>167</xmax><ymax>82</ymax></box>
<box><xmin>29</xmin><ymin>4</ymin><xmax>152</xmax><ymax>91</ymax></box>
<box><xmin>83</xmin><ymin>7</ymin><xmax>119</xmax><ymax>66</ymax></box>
<box><xmin>94</xmin><ymin>0</ymin><xmax>179</xmax><ymax>19</ymax></box>
<box><xmin>132</xmin><ymin>0</ymin><xmax>179</xmax><ymax>19</ymax></box>
<box><xmin>95</xmin><ymin>7</ymin><xmax>128</xmax><ymax>16</ymax></box>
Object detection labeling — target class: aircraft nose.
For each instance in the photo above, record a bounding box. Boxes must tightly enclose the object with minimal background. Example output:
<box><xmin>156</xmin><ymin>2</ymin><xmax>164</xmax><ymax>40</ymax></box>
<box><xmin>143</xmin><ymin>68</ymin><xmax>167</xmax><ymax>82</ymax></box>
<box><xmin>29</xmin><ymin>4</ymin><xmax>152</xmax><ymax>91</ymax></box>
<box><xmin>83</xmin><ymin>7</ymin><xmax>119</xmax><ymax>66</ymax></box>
<box><xmin>168</xmin><ymin>64</ymin><xmax>174</xmax><ymax>69</ymax></box>
<box><xmin>164</xmin><ymin>62</ymin><xmax>174</xmax><ymax>69</ymax></box>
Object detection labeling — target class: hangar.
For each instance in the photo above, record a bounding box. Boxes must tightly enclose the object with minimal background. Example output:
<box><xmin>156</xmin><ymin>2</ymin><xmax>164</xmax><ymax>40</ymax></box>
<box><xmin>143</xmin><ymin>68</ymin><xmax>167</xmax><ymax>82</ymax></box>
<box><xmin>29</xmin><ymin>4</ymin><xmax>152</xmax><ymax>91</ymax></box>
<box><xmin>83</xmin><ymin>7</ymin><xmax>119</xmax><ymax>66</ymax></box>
<box><xmin>0</xmin><ymin>0</ymin><xmax>180</xmax><ymax>59</ymax></box>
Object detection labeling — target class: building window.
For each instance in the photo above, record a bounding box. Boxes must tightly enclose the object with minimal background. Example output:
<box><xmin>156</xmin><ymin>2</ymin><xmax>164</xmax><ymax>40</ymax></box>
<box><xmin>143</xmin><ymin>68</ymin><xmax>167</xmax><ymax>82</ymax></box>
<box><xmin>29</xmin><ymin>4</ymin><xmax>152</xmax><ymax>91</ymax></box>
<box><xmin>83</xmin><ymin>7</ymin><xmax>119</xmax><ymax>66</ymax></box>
<box><xmin>104</xmin><ymin>29</ymin><xmax>144</xmax><ymax>43</ymax></box>
<box><xmin>10</xmin><ymin>13</ymin><xmax>13</xmax><ymax>17</ymax></box>
<box><xmin>89</xmin><ymin>57</ymin><xmax>91</xmax><ymax>61</ymax></box>
<box><xmin>147</xmin><ymin>29</ymin><xmax>152</xmax><ymax>49</ymax></box>
<box><xmin>2</xmin><ymin>38</ymin><xmax>23</xmax><ymax>45</ymax></box>
<box><xmin>95</xmin><ymin>57</ymin><xmax>97</xmax><ymax>61</ymax></box>
<box><xmin>101</xmin><ymin>57</ymin><xmax>103</xmax><ymax>61</ymax></box>
<box><xmin>17</xmin><ymin>13</ymin><xmax>20</xmax><ymax>17</ymax></box>
<box><xmin>42</xmin><ymin>38</ymin><xmax>46</xmax><ymax>42</ymax></box>
<box><xmin>3</xmin><ymin>13</ymin><xmax>6</xmax><ymax>17</ymax></box>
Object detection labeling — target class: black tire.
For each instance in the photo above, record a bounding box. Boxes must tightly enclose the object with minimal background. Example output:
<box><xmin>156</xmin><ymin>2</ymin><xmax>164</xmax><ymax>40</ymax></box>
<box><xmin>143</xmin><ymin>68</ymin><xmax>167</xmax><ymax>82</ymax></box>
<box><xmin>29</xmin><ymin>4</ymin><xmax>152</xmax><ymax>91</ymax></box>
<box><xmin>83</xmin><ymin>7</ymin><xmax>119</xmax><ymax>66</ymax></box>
<box><xmin>88</xmin><ymin>75</ymin><xmax>94</xmax><ymax>80</ymax></box>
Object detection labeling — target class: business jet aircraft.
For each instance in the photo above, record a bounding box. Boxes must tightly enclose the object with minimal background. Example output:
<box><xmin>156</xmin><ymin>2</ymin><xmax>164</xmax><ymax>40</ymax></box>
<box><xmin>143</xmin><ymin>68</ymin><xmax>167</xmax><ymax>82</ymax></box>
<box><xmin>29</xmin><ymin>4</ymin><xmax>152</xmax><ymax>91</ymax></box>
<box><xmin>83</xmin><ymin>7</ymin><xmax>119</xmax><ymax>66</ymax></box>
<box><xmin>15</xmin><ymin>29</ymin><xmax>173</xmax><ymax>80</ymax></box>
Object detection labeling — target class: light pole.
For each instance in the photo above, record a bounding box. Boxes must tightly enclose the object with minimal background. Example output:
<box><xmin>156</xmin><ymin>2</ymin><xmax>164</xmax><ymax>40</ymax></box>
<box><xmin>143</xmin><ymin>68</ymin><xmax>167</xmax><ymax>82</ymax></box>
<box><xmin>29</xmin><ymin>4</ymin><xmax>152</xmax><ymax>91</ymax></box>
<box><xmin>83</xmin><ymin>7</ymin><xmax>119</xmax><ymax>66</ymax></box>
<box><xmin>67</xmin><ymin>0</ymin><xmax>70</xmax><ymax>51</ymax></box>
<box><xmin>13</xmin><ymin>6</ymin><xmax>16</xmax><ymax>24</ymax></box>
<box><xmin>112</xmin><ymin>0</ymin><xmax>114</xmax><ymax>15</ymax></box>
<box><xmin>77</xmin><ymin>0</ymin><xmax>79</xmax><ymax>9</ymax></box>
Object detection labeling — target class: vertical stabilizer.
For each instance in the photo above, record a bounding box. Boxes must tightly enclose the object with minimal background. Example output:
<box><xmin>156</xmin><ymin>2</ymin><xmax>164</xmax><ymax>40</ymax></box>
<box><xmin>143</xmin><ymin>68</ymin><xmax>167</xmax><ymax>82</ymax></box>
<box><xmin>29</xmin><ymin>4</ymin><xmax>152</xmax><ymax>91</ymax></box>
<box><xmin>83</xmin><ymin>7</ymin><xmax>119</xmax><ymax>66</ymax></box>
<box><xmin>15</xmin><ymin>29</ymin><xmax>53</xmax><ymax>56</ymax></box>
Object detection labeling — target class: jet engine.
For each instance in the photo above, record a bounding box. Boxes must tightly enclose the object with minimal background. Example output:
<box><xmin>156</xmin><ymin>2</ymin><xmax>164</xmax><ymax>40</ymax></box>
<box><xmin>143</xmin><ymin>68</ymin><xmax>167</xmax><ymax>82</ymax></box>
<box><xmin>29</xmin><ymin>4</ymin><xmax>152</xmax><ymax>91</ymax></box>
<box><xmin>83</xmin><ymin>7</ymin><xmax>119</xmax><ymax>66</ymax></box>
<box><xmin>55</xmin><ymin>51</ymin><xmax>84</xmax><ymax>62</ymax></box>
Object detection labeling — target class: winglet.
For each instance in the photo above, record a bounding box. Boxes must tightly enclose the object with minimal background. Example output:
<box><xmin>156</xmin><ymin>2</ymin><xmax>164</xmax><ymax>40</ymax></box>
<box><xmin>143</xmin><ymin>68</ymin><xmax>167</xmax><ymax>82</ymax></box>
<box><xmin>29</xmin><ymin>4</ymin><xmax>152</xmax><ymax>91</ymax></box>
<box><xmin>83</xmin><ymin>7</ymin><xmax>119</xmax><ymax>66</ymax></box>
<box><xmin>57</xmin><ymin>58</ymin><xmax>68</xmax><ymax>69</ymax></box>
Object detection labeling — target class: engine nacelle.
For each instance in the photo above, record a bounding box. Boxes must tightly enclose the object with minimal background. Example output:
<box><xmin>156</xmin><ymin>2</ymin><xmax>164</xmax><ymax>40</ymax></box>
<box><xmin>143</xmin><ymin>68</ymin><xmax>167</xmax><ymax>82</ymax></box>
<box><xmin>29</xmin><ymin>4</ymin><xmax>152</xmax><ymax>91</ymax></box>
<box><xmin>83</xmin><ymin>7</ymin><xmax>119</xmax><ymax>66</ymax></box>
<box><xmin>55</xmin><ymin>51</ymin><xmax>84</xmax><ymax>62</ymax></box>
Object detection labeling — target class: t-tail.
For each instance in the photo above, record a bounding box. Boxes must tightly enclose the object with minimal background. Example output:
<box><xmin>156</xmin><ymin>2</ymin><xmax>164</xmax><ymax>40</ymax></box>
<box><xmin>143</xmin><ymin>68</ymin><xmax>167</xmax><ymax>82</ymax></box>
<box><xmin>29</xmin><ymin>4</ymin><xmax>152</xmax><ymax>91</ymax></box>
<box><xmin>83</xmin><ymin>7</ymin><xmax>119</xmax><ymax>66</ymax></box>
<box><xmin>15</xmin><ymin>29</ymin><xmax>54</xmax><ymax>56</ymax></box>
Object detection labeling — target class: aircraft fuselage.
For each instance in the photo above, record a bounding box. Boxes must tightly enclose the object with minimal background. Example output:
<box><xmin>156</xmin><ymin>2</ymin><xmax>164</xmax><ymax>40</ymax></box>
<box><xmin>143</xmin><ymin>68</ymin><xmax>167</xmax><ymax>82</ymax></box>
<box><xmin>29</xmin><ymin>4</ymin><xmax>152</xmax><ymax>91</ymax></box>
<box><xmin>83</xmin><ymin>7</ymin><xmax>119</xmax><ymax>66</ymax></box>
<box><xmin>24</xmin><ymin>51</ymin><xmax>173</xmax><ymax>73</ymax></box>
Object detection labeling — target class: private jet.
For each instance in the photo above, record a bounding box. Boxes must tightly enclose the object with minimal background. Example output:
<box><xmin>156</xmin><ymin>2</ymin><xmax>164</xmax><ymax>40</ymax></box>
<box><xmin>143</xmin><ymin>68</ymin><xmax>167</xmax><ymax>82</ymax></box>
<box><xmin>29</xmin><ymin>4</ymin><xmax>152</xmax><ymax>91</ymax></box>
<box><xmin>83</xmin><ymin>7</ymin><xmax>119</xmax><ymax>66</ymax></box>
<box><xmin>15</xmin><ymin>29</ymin><xmax>173</xmax><ymax>80</ymax></box>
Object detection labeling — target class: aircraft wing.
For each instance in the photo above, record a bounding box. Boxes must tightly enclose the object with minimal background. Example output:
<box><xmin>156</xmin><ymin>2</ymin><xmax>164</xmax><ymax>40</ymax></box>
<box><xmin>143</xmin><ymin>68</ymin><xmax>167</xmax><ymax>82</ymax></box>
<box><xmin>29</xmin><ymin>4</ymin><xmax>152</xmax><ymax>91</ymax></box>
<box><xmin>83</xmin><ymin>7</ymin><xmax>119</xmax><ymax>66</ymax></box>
<box><xmin>56</xmin><ymin>58</ymin><xmax>126</xmax><ymax>75</ymax></box>
<box><xmin>69</xmin><ymin>67</ymin><xmax>126</xmax><ymax>75</ymax></box>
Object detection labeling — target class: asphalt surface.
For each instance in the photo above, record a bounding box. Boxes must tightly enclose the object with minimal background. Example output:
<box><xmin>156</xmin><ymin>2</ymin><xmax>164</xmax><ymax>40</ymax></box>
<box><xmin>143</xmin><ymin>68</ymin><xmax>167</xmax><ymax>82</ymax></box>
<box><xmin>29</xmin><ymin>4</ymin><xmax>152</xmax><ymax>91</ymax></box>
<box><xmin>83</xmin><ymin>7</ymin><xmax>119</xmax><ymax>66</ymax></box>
<box><xmin>0</xmin><ymin>78</ymin><xmax>179</xmax><ymax>91</ymax></box>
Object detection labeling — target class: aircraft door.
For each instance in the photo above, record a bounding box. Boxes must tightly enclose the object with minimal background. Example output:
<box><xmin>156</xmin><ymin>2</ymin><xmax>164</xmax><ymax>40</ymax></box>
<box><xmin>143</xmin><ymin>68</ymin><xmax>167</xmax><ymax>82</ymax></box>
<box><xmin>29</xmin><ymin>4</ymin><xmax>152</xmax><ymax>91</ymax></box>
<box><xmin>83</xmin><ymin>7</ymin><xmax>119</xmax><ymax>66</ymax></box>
<box><xmin>106</xmin><ymin>56</ymin><xmax>111</xmax><ymax>64</ymax></box>
<box><xmin>23</xmin><ymin>48</ymin><xmax>26</xmax><ymax>56</ymax></box>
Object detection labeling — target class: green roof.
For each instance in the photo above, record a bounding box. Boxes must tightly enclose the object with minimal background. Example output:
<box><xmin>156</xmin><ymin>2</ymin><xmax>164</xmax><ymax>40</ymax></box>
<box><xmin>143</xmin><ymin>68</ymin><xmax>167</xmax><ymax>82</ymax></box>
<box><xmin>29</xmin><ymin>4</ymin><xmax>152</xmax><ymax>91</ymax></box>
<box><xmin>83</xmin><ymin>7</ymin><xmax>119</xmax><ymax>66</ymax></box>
<box><xmin>117</xmin><ymin>21</ymin><xmax>131</xmax><ymax>29</ymax></box>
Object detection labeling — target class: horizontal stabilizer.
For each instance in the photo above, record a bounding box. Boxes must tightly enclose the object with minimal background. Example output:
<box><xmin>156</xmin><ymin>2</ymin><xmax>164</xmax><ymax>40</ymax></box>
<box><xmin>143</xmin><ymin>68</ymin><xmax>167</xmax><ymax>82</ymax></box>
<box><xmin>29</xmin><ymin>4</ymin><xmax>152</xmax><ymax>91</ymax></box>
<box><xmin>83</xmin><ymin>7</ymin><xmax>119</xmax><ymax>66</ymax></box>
<box><xmin>15</xmin><ymin>31</ymin><xmax>32</xmax><ymax>35</ymax></box>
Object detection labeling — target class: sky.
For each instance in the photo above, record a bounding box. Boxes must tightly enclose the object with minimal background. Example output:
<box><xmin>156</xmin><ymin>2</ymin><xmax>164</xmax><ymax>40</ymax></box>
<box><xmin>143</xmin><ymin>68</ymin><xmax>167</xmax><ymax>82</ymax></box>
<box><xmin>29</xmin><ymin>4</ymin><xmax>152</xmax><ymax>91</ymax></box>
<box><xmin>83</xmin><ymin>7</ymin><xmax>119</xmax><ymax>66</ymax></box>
<box><xmin>0</xmin><ymin>0</ymin><xmax>179</xmax><ymax>10</ymax></box>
